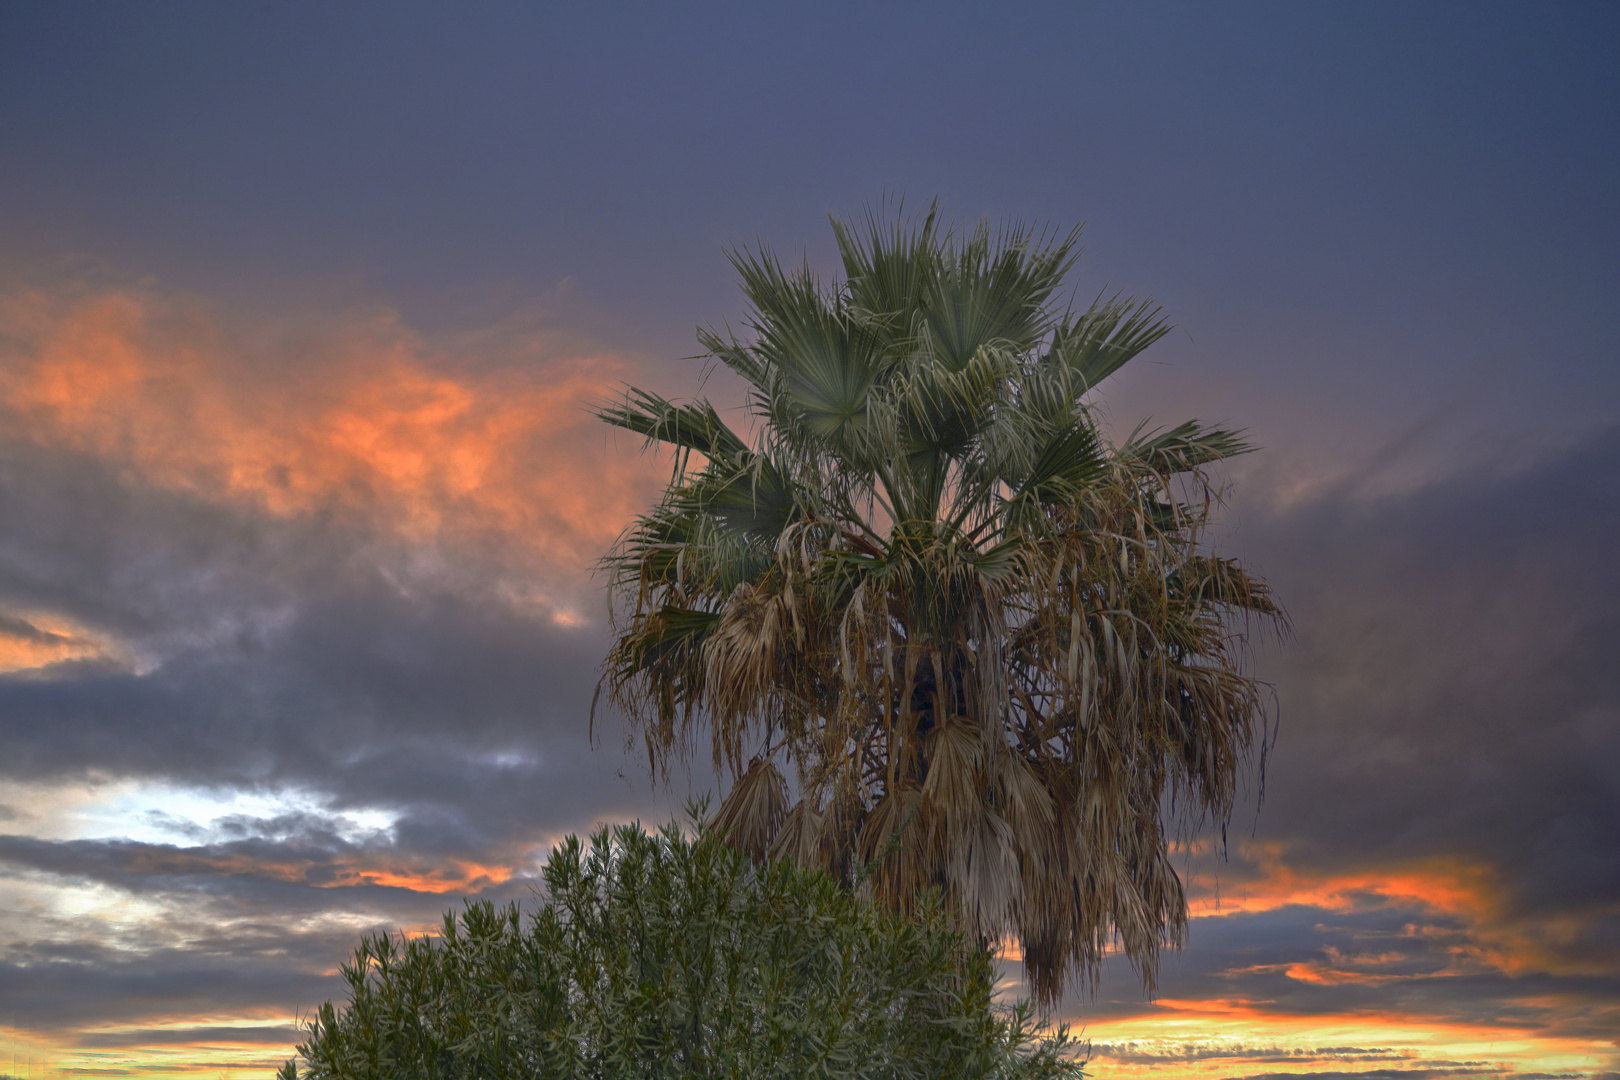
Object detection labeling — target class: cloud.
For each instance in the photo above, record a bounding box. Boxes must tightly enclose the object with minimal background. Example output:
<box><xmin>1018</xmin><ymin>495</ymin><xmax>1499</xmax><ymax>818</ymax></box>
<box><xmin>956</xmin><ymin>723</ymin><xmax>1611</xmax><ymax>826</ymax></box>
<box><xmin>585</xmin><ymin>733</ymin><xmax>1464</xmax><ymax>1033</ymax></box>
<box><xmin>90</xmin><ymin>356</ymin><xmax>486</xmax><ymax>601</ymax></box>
<box><xmin>73</xmin><ymin>1026</ymin><xmax>303</xmax><ymax>1048</ymax></box>
<box><xmin>0</xmin><ymin>281</ymin><xmax>688</xmax><ymax>801</ymax></box>
<box><xmin>0</xmin><ymin>278</ymin><xmax>1616</xmax><ymax>1075</ymax></box>
<box><xmin>1234</xmin><ymin>427</ymin><xmax>1620</xmax><ymax>979</ymax></box>
<box><xmin>0</xmin><ymin>280</ymin><xmax>711</xmax><ymax>1045</ymax></box>
<box><xmin>0</xmin><ymin>610</ymin><xmax>127</xmax><ymax>676</ymax></box>
<box><xmin>1090</xmin><ymin>1041</ymin><xmax>1417</xmax><ymax>1064</ymax></box>
<box><xmin>0</xmin><ymin>283</ymin><xmax>666</xmax><ymax>600</ymax></box>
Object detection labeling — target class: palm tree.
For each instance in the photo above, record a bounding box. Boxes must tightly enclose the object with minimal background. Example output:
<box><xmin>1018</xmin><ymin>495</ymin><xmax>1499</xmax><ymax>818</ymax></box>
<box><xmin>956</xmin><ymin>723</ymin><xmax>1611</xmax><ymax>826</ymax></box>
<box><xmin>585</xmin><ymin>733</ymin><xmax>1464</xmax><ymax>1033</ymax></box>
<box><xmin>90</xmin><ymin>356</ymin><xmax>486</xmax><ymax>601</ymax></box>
<box><xmin>596</xmin><ymin>202</ymin><xmax>1285</xmax><ymax>1005</ymax></box>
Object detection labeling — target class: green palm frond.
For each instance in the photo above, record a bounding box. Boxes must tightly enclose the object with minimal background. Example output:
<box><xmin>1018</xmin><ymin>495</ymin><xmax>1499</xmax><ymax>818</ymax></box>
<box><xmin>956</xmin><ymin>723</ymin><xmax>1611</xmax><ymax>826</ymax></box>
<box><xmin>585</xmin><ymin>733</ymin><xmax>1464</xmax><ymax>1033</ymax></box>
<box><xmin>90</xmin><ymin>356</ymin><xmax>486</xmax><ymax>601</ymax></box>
<box><xmin>1122</xmin><ymin>419</ymin><xmax>1255</xmax><ymax>474</ymax></box>
<box><xmin>596</xmin><ymin>386</ymin><xmax>749</xmax><ymax>461</ymax></box>
<box><xmin>1050</xmin><ymin>294</ymin><xmax>1174</xmax><ymax>390</ymax></box>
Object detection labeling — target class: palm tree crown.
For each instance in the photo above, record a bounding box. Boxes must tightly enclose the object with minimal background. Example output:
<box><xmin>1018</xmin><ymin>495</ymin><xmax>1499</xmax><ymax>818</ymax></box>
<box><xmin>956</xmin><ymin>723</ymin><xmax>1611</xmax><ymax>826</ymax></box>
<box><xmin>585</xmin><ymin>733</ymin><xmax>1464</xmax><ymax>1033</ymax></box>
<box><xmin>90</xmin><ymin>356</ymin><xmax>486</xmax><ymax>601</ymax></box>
<box><xmin>597</xmin><ymin>203</ymin><xmax>1285</xmax><ymax>1004</ymax></box>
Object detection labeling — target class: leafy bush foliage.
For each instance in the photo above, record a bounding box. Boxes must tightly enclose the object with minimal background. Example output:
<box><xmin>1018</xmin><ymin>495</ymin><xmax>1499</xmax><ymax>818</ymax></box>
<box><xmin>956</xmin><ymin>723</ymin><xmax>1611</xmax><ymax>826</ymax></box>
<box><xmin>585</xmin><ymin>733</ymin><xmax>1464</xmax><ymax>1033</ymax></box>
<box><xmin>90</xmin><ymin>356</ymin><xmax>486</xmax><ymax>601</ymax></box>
<box><xmin>281</xmin><ymin>818</ymin><xmax>1082</xmax><ymax>1080</ymax></box>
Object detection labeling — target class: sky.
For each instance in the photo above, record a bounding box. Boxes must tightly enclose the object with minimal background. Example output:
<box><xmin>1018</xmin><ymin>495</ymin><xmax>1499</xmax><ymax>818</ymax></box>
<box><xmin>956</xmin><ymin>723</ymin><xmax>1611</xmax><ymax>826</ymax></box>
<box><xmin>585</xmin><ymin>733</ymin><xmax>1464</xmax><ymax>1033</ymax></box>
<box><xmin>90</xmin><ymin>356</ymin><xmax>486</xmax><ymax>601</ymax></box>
<box><xmin>0</xmin><ymin>2</ymin><xmax>1617</xmax><ymax>1077</ymax></box>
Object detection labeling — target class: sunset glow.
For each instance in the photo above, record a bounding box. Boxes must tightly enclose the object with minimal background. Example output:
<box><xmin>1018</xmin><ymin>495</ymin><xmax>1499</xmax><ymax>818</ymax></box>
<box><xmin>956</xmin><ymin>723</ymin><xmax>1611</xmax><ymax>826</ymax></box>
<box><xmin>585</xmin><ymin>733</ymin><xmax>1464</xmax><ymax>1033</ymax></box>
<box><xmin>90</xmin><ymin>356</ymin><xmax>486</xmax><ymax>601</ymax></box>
<box><xmin>1</xmin><ymin>288</ymin><xmax>662</xmax><ymax>583</ymax></box>
<box><xmin>2</xmin><ymin>5</ymin><xmax>1616</xmax><ymax>1078</ymax></box>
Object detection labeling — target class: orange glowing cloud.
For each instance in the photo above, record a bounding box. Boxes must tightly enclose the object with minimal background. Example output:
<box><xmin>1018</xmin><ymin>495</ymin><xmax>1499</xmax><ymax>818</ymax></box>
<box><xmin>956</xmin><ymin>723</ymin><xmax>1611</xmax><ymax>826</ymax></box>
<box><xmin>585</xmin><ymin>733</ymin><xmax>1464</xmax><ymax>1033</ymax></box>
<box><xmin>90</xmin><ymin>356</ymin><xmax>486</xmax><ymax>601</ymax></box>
<box><xmin>93</xmin><ymin>838</ymin><xmax>530</xmax><ymax>896</ymax></box>
<box><xmin>320</xmin><ymin>856</ymin><xmax>517</xmax><ymax>894</ymax></box>
<box><xmin>1182</xmin><ymin>841</ymin><xmax>1617</xmax><ymax>984</ymax></box>
<box><xmin>1186</xmin><ymin>842</ymin><xmax>1500</xmax><ymax>924</ymax></box>
<box><xmin>988</xmin><ymin>849</ymin><xmax>1620</xmax><ymax>1078</ymax></box>
<box><xmin>0</xmin><ymin>285</ymin><xmax>670</xmax><ymax>605</ymax></box>
<box><xmin>0</xmin><ymin>610</ymin><xmax>128</xmax><ymax>674</ymax></box>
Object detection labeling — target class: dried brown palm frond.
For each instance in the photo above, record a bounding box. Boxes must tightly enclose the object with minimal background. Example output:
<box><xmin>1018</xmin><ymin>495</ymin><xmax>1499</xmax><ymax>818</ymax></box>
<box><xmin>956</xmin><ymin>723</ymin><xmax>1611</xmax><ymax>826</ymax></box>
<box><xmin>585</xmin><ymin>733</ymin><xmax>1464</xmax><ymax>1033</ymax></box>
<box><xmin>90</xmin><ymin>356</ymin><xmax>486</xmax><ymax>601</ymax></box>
<box><xmin>856</xmin><ymin>782</ymin><xmax>929</xmax><ymax>906</ymax></box>
<box><xmin>709</xmin><ymin>757</ymin><xmax>788</xmax><ymax>863</ymax></box>
<box><xmin>768</xmin><ymin>798</ymin><xmax>825</xmax><ymax>866</ymax></box>
<box><xmin>596</xmin><ymin>201</ymin><xmax>1287</xmax><ymax>1005</ymax></box>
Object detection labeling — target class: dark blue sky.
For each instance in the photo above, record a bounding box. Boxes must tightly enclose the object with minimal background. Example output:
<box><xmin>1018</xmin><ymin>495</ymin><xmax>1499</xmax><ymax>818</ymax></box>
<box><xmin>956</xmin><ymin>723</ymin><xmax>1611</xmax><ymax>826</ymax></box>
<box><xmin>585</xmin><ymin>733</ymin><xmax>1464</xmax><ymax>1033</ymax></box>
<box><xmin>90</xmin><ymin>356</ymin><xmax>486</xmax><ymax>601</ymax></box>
<box><xmin>5</xmin><ymin>2</ymin><xmax>1616</xmax><ymax>346</ymax></box>
<box><xmin>1</xmin><ymin>4</ymin><xmax>1617</xmax><ymax>1077</ymax></box>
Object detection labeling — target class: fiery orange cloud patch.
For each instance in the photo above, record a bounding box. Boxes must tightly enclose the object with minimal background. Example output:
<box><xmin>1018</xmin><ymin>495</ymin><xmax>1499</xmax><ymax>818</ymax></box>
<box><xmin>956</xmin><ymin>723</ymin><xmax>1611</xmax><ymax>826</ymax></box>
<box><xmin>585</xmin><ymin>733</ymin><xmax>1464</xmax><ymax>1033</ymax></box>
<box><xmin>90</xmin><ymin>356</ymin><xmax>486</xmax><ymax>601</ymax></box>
<box><xmin>1183</xmin><ymin>843</ymin><xmax>1609</xmax><ymax>981</ymax></box>
<box><xmin>95</xmin><ymin>839</ymin><xmax>528</xmax><ymax>896</ymax></box>
<box><xmin>1220</xmin><ymin>947</ymin><xmax>1421</xmax><ymax>988</ymax></box>
<box><xmin>1186</xmin><ymin>842</ymin><xmax>1500</xmax><ymax>923</ymax></box>
<box><xmin>1062</xmin><ymin>843</ymin><xmax>1620</xmax><ymax>1077</ymax></box>
<box><xmin>327</xmin><ymin>857</ymin><xmax>516</xmax><ymax>894</ymax></box>
<box><xmin>1027</xmin><ymin>846</ymin><xmax>1569</xmax><ymax>1014</ymax></box>
<box><xmin>0</xmin><ymin>285</ymin><xmax>670</xmax><ymax>596</ymax></box>
<box><xmin>1201</xmin><ymin>848</ymin><xmax>1473</xmax><ymax>929</ymax></box>
<box><xmin>0</xmin><ymin>610</ymin><xmax>126</xmax><ymax>674</ymax></box>
<box><xmin>988</xmin><ymin>858</ymin><xmax>1616</xmax><ymax>1077</ymax></box>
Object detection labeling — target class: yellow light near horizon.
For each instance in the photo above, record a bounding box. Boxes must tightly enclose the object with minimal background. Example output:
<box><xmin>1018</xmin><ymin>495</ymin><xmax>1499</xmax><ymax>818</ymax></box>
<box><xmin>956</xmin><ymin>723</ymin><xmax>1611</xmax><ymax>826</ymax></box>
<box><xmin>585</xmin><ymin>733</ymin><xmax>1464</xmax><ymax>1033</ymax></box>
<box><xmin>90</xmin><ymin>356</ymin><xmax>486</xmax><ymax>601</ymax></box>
<box><xmin>1072</xmin><ymin>1005</ymin><xmax>1616</xmax><ymax>1079</ymax></box>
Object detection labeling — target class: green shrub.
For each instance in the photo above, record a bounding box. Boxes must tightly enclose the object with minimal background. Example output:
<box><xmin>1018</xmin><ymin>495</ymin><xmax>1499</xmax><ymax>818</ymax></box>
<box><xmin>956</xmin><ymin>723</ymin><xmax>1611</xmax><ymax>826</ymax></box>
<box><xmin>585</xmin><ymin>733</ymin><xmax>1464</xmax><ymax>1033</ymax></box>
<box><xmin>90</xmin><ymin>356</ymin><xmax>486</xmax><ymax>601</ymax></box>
<box><xmin>280</xmin><ymin>818</ymin><xmax>1083</xmax><ymax>1079</ymax></box>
